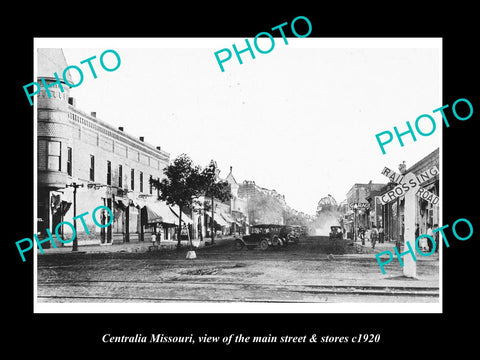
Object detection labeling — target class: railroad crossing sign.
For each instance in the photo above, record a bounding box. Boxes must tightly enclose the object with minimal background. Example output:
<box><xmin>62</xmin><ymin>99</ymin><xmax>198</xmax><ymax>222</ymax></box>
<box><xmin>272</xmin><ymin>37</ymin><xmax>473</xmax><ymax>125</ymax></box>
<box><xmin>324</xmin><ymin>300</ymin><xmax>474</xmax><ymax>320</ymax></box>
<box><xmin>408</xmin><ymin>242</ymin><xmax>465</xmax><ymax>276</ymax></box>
<box><xmin>416</xmin><ymin>187</ymin><xmax>439</xmax><ymax>205</ymax></box>
<box><xmin>379</xmin><ymin>164</ymin><xmax>439</xmax><ymax>278</ymax></box>
<box><xmin>378</xmin><ymin>166</ymin><xmax>439</xmax><ymax>205</ymax></box>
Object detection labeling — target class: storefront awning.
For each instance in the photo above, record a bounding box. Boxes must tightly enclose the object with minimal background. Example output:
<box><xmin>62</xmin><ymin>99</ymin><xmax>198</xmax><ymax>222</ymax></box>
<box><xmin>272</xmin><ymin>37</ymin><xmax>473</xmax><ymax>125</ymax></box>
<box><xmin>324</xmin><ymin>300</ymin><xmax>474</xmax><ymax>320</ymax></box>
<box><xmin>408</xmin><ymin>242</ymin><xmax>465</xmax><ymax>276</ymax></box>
<box><xmin>127</xmin><ymin>192</ymin><xmax>147</xmax><ymax>208</ymax></box>
<box><xmin>215</xmin><ymin>215</ymin><xmax>229</xmax><ymax>226</ymax></box>
<box><xmin>144</xmin><ymin>200</ymin><xmax>178</xmax><ymax>225</ymax></box>
<box><xmin>114</xmin><ymin>196</ymin><xmax>129</xmax><ymax>208</ymax></box>
<box><xmin>220</xmin><ymin>212</ymin><xmax>235</xmax><ymax>223</ymax></box>
<box><xmin>220</xmin><ymin>212</ymin><xmax>241</xmax><ymax>226</ymax></box>
<box><xmin>169</xmin><ymin>207</ymin><xmax>193</xmax><ymax>225</ymax></box>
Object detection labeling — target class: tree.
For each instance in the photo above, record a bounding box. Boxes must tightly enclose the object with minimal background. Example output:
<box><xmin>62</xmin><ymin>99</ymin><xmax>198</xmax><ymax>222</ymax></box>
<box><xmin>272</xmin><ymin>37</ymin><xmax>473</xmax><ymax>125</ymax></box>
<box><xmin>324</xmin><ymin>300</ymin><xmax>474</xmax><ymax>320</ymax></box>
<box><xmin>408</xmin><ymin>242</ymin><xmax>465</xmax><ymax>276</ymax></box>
<box><xmin>248</xmin><ymin>191</ymin><xmax>284</xmax><ymax>225</ymax></box>
<box><xmin>150</xmin><ymin>154</ymin><xmax>203</xmax><ymax>248</ymax></box>
<box><xmin>316</xmin><ymin>194</ymin><xmax>338</xmax><ymax>217</ymax></box>
<box><xmin>201</xmin><ymin>161</ymin><xmax>232</xmax><ymax>244</ymax></box>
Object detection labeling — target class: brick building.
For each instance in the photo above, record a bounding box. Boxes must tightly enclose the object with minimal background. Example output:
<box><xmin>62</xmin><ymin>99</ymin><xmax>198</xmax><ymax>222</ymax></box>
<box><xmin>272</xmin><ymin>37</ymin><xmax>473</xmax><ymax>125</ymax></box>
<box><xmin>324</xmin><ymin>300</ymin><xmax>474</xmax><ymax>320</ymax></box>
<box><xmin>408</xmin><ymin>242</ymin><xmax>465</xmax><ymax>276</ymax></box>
<box><xmin>345</xmin><ymin>182</ymin><xmax>385</xmax><ymax>231</ymax></box>
<box><xmin>37</xmin><ymin>48</ymin><xmax>173</xmax><ymax>247</ymax></box>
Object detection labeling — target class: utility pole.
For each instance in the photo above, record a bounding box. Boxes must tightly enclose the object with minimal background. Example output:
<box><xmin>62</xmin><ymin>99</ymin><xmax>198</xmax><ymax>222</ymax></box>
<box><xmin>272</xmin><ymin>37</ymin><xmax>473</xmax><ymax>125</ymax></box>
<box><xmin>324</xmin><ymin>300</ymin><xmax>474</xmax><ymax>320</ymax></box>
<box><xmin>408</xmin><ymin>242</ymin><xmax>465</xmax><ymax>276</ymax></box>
<box><xmin>66</xmin><ymin>182</ymin><xmax>83</xmax><ymax>252</ymax></box>
<box><xmin>353</xmin><ymin>206</ymin><xmax>357</xmax><ymax>242</ymax></box>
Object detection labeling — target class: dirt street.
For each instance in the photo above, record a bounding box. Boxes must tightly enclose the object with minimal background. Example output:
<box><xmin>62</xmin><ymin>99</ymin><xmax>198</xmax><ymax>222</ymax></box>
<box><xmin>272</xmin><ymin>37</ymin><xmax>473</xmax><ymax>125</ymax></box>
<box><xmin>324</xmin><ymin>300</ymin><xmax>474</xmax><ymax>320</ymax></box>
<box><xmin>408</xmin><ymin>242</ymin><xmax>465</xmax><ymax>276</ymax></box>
<box><xmin>37</xmin><ymin>237</ymin><xmax>439</xmax><ymax>304</ymax></box>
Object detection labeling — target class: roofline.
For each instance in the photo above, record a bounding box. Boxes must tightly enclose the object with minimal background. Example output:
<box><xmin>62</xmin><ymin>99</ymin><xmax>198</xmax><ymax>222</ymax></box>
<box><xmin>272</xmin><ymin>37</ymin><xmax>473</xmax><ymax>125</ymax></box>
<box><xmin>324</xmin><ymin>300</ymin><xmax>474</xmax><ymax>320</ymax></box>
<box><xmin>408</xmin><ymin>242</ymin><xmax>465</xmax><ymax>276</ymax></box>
<box><xmin>68</xmin><ymin>105</ymin><xmax>170</xmax><ymax>159</ymax></box>
<box><xmin>406</xmin><ymin>147</ymin><xmax>440</xmax><ymax>173</ymax></box>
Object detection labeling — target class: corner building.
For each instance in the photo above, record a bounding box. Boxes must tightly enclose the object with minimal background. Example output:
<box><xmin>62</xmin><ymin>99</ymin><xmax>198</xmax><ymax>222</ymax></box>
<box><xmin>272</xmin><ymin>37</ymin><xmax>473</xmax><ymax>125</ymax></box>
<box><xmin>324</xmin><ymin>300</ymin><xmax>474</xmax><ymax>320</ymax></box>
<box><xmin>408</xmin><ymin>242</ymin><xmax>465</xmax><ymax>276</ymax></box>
<box><xmin>37</xmin><ymin>49</ymin><xmax>171</xmax><ymax>246</ymax></box>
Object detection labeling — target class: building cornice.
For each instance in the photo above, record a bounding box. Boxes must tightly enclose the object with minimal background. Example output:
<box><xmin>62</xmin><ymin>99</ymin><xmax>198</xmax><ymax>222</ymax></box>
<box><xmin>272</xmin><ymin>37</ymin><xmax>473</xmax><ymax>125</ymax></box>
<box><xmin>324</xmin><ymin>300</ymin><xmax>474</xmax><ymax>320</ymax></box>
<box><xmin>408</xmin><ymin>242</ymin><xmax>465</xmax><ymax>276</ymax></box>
<box><xmin>68</xmin><ymin>105</ymin><xmax>170</xmax><ymax>162</ymax></box>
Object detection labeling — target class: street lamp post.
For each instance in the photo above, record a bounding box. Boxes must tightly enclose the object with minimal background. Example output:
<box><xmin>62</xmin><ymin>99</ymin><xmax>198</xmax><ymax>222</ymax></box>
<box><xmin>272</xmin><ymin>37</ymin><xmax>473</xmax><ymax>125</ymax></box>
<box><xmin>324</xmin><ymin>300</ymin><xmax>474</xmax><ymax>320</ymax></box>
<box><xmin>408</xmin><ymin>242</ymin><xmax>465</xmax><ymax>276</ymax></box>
<box><xmin>350</xmin><ymin>203</ymin><xmax>359</xmax><ymax>243</ymax></box>
<box><xmin>66</xmin><ymin>182</ymin><xmax>84</xmax><ymax>252</ymax></box>
<box><xmin>350</xmin><ymin>202</ymin><xmax>369</xmax><ymax>245</ymax></box>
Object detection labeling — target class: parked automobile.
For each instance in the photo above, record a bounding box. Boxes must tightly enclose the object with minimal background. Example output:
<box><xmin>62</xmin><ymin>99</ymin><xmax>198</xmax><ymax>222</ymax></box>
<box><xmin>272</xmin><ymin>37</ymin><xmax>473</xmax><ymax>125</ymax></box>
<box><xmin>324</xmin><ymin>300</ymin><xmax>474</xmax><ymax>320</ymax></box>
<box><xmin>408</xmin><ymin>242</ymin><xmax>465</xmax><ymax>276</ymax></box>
<box><xmin>284</xmin><ymin>225</ymin><xmax>302</xmax><ymax>244</ymax></box>
<box><xmin>329</xmin><ymin>225</ymin><xmax>343</xmax><ymax>241</ymax></box>
<box><xmin>235</xmin><ymin>224</ymin><xmax>287</xmax><ymax>250</ymax></box>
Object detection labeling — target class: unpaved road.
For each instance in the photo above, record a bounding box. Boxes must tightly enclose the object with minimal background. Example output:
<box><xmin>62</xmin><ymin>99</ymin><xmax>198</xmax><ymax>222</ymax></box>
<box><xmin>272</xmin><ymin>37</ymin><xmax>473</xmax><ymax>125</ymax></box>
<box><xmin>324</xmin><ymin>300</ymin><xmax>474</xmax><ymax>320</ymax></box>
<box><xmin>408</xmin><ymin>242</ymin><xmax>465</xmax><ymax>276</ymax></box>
<box><xmin>37</xmin><ymin>237</ymin><xmax>439</xmax><ymax>303</ymax></box>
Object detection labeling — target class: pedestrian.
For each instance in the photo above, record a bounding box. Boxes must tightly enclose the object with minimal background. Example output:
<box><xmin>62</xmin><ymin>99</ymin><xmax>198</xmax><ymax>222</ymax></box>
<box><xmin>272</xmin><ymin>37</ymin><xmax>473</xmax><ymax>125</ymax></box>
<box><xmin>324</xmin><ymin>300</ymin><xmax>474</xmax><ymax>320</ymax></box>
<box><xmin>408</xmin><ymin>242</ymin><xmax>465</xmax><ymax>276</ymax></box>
<box><xmin>359</xmin><ymin>227</ymin><xmax>365</xmax><ymax>245</ymax></box>
<box><xmin>427</xmin><ymin>224</ymin><xmax>435</xmax><ymax>253</ymax></box>
<box><xmin>151</xmin><ymin>230</ymin><xmax>157</xmax><ymax>245</ymax></box>
<box><xmin>433</xmin><ymin>223</ymin><xmax>439</xmax><ymax>252</ymax></box>
<box><xmin>379</xmin><ymin>226</ymin><xmax>384</xmax><ymax>243</ymax></box>
<box><xmin>418</xmin><ymin>223</ymin><xmax>429</xmax><ymax>252</ymax></box>
<box><xmin>371</xmin><ymin>225</ymin><xmax>378</xmax><ymax>249</ymax></box>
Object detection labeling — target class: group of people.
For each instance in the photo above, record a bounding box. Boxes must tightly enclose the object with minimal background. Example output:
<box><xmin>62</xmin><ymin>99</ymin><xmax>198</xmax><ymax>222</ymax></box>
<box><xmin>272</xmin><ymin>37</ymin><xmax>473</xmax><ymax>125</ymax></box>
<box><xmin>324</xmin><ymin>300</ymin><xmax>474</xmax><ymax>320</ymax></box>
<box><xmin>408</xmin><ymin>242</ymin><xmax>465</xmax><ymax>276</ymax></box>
<box><xmin>356</xmin><ymin>223</ymin><xmax>439</xmax><ymax>252</ymax></box>
<box><xmin>150</xmin><ymin>230</ymin><xmax>163</xmax><ymax>245</ymax></box>
<box><xmin>357</xmin><ymin>226</ymin><xmax>384</xmax><ymax>249</ymax></box>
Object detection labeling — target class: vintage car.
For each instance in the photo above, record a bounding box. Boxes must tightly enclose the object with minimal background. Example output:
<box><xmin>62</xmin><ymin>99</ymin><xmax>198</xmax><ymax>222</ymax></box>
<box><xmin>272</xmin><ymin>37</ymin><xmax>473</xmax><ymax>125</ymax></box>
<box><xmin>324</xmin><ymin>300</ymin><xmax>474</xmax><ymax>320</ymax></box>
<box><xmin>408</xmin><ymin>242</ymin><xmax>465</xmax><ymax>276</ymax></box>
<box><xmin>285</xmin><ymin>225</ymin><xmax>302</xmax><ymax>243</ymax></box>
<box><xmin>234</xmin><ymin>224</ymin><xmax>289</xmax><ymax>250</ymax></box>
<box><xmin>273</xmin><ymin>225</ymin><xmax>301</xmax><ymax>246</ymax></box>
<box><xmin>329</xmin><ymin>225</ymin><xmax>343</xmax><ymax>241</ymax></box>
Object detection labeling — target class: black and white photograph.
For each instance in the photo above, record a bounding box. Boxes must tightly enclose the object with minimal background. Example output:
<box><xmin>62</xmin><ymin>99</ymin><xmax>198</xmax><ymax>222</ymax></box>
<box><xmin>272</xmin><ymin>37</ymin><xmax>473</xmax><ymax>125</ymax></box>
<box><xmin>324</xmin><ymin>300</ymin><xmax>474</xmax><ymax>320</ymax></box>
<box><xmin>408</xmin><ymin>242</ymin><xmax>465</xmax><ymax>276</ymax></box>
<box><xmin>7</xmin><ymin>6</ymin><xmax>478</xmax><ymax>355</ymax></box>
<box><xmin>33</xmin><ymin>38</ymin><xmax>442</xmax><ymax>312</ymax></box>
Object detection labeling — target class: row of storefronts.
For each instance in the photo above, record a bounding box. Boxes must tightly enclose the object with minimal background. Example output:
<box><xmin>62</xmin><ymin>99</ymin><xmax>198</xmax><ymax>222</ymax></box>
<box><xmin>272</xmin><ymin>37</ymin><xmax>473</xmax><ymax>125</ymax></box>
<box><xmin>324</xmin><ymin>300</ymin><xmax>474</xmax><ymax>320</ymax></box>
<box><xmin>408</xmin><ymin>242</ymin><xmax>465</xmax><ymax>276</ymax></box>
<box><xmin>39</xmin><ymin>169</ymin><xmax>249</xmax><ymax>248</ymax></box>
<box><xmin>36</xmin><ymin>48</ymin><xmax>249</xmax><ymax>248</ymax></box>
<box><xmin>342</xmin><ymin>148</ymin><xmax>440</xmax><ymax>246</ymax></box>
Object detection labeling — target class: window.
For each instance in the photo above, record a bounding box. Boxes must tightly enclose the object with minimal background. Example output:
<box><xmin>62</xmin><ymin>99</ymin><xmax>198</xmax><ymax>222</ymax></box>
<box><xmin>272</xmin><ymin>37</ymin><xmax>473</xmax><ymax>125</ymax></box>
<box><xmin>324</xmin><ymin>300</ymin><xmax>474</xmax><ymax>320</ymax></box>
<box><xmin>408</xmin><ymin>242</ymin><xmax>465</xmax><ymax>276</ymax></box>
<box><xmin>131</xmin><ymin>168</ymin><xmax>134</xmax><ymax>190</ymax></box>
<box><xmin>118</xmin><ymin>165</ymin><xmax>123</xmax><ymax>188</ymax></box>
<box><xmin>107</xmin><ymin>161</ymin><xmax>111</xmax><ymax>185</ymax></box>
<box><xmin>140</xmin><ymin>171</ymin><xmax>143</xmax><ymax>193</ymax></box>
<box><xmin>47</xmin><ymin>141</ymin><xmax>61</xmax><ymax>171</ymax></box>
<box><xmin>66</xmin><ymin>147</ymin><xmax>72</xmax><ymax>176</ymax></box>
<box><xmin>89</xmin><ymin>155</ymin><xmax>95</xmax><ymax>181</ymax></box>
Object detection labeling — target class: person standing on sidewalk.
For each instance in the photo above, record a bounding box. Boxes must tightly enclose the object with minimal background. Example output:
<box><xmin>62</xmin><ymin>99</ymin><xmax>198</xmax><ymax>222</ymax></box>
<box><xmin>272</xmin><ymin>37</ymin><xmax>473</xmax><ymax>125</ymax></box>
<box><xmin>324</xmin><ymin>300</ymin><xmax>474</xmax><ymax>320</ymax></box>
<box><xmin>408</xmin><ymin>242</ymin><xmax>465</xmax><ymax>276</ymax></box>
<box><xmin>157</xmin><ymin>227</ymin><xmax>163</xmax><ymax>245</ymax></box>
<box><xmin>358</xmin><ymin>227</ymin><xmax>365</xmax><ymax>245</ymax></box>
<box><xmin>427</xmin><ymin>224</ymin><xmax>434</xmax><ymax>253</ymax></box>
<box><xmin>378</xmin><ymin>226</ymin><xmax>384</xmax><ymax>243</ymax></box>
<box><xmin>418</xmin><ymin>223</ymin><xmax>429</xmax><ymax>252</ymax></box>
<box><xmin>370</xmin><ymin>225</ymin><xmax>378</xmax><ymax>249</ymax></box>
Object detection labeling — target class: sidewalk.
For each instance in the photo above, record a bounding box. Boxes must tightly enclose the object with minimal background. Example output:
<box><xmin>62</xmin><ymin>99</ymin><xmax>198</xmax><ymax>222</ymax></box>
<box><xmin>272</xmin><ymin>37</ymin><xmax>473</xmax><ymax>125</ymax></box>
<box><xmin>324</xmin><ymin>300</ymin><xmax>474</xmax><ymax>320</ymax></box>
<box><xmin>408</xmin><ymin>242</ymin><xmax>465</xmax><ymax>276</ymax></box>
<box><xmin>39</xmin><ymin>236</ymin><xmax>237</xmax><ymax>255</ymax></box>
<box><xmin>352</xmin><ymin>238</ymin><xmax>440</xmax><ymax>260</ymax></box>
<box><xmin>351</xmin><ymin>239</ymin><xmax>396</xmax><ymax>254</ymax></box>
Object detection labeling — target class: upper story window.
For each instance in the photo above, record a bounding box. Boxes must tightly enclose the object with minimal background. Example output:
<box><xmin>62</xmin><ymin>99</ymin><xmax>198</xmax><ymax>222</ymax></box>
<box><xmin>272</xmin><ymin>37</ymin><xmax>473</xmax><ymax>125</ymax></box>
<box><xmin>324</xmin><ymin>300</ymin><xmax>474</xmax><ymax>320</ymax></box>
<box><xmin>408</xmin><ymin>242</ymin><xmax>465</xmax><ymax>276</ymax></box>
<box><xmin>66</xmin><ymin>147</ymin><xmax>72</xmax><ymax>176</ymax></box>
<box><xmin>106</xmin><ymin>161</ymin><xmax>112</xmax><ymax>185</ymax></box>
<box><xmin>118</xmin><ymin>165</ymin><xmax>123</xmax><ymax>188</ymax></box>
<box><xmin>131</xmin><ymin>168</ymin><xmax>135</xmax><ymax>190</ymax></box>
<box><xmin>47</xmin><ymin>141</ymin><xmax>61</xmax><ymax>171</ymax></box>
<box><xmin>89</xmin><ymin>155</ymin><xmax>95</xmax><ymax>181</ymax></box>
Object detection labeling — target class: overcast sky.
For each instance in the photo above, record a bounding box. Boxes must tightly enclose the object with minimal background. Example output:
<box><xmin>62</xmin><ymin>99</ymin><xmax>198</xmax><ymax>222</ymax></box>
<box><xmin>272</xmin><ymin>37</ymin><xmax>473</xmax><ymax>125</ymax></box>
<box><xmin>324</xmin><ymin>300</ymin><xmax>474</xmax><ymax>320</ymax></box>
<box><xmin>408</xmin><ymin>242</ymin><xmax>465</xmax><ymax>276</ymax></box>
<box><xmin>37</xmin><ymin>38</ymin><xmax>442</xmax><ymax>215</ymax></box>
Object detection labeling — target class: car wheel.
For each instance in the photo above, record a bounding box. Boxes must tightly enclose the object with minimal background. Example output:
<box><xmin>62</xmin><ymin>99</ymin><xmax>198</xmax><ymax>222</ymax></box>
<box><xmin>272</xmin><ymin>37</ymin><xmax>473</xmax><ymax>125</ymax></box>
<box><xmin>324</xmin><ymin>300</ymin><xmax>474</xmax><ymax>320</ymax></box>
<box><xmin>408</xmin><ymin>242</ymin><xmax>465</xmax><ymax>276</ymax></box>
<box><xmin>272</xmin><ymin>236</ymin><xmax>281</xmax><ymax>247</ymax></box>
<box><xmin>259</xmin><ymin>239</ymin><xmax>269</xmax><ymax>251</ymax></box>
<box><xmin>234</xmin><ymin>239</ymin><xmax>245</xmax><ymax>250</ymax></box>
